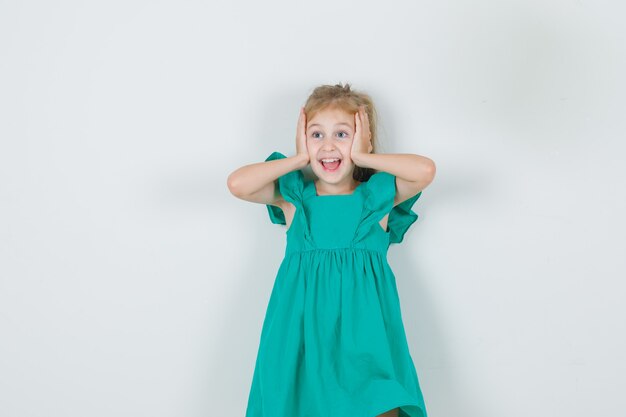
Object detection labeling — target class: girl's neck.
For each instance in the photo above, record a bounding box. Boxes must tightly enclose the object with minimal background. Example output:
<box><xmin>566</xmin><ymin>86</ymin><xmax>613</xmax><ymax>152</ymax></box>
<box><xmin>314</xmin><ymin>178</ymin><xmax>361</xmax><ymax>196</ymax></box>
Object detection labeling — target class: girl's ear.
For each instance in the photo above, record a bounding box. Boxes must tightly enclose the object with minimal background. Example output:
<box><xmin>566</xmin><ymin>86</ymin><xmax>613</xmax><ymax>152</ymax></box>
<box><xmin>368</xmin><ymin>144</ymin><xmax>373</xmax><ymax>153</ymax></box>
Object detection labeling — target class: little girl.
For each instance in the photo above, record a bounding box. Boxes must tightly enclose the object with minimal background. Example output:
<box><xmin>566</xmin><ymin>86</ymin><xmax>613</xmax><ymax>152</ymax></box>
<box><xmin>227</xmin><ymin>83</ymin><xmax>436</xmax><ymax>417</ymax></box>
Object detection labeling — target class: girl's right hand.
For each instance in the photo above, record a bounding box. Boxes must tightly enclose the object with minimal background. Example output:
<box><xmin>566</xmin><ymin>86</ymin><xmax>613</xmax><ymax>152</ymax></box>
<box><xmin>296</xmin><ymin>107</ymin><xmax>310</xmax><ymax>165</ymax></box>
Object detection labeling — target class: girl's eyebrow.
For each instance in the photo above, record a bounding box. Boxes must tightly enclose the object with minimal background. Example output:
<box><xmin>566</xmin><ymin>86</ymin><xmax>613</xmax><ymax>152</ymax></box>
<box><xmin>307</xmin><ymin>122</ymin><xmax>353</xmax><ymax>130</ymax></box>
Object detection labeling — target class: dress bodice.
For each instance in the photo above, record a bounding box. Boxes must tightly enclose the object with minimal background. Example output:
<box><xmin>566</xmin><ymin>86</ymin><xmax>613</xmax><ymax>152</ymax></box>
<box><xmin>264</xmin><ymin>151</ymin><xmax>423</xmax><ymax>257</ymax></box>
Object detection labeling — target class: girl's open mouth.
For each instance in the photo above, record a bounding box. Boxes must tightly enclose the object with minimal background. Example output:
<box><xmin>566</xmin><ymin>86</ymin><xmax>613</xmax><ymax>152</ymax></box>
<box><xmin>320</xmin><ymin>158</ymin><xmax>341</xmax><ymax>172</ymax></box>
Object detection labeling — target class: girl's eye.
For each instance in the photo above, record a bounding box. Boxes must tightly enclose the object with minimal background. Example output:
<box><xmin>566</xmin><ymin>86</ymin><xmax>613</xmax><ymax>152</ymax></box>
<box><xmin>310</xmin><ymin>131</ymin><xmax>349</xmax><ymax>139</ymax></box>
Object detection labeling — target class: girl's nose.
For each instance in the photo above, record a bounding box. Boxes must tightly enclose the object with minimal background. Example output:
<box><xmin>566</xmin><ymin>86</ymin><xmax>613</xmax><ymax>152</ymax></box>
<box><xmin>321</xmin><ymin>139</ymin><xmax>336</xmax><ymax>151</ymax></box>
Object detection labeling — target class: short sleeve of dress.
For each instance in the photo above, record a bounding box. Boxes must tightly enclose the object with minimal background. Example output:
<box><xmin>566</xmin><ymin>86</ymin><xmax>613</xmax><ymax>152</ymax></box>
<box><xmin>388</xmin><ymin>189</ymin><xmax>422</xmax><ymax>244</ymax></box>
<box><xmin>264</xmin><ymin>151</ymin><xmax>305</xmax><ymax>225</ymax></box>
<box><xmin>362</xmin><ymin>171</ymin><xmax>423</xmax><ymax>244</ymax></box>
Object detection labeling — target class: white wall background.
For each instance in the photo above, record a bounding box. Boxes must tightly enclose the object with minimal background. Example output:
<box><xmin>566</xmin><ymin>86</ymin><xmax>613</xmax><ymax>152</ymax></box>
<box><xmin>1</xmin><ymin>1</ymin><xmax>624</xmax><ymax>416</ymax></box>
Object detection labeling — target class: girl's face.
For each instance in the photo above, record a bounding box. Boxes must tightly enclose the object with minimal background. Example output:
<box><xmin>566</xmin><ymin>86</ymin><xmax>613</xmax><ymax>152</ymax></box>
<box><xmin>306</xmin><ymin>106</ymin><xmax>357</xmax><ymax>189</ymax></box>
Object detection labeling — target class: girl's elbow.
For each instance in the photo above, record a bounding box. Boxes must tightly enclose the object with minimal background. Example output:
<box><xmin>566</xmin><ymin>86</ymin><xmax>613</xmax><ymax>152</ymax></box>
<box><xmin>422</xmin><ymin>159</ymin><xmax>436</xmax><ymax>184</ymax></box>
<box><xmin>427</xmin><ymin>159</ymin><xmax>436</xmax><ymax>179</ymax></box>
<box><xmin>227</xmin><ymin>172</ymin><xmax>244</xmax><ymax>197</ymax></box>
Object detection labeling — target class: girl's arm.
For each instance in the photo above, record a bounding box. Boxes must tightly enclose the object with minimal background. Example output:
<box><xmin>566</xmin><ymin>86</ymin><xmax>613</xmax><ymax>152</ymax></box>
<box><xmin>352</xmin><ymin>152</ymin><xmax>436</xmax><ymax>205</ymax></box>
<box><xmin>226</xmin><ymin>153</ymin><xmax>309</xmax><ymax>205</ymax></box>
<box><xmin>227</xmin><ymin>107</ymin><xmax>310</xmax><ymax>206</ymax></box>
<box><xmin>351</xmin><ymin>106</ymin><xmax>436</xmax><ymax>205</ymax></box>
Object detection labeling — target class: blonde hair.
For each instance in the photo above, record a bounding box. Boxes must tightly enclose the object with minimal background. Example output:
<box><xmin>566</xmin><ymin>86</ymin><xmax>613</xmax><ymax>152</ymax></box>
<box><xmin>303</xmin><ymin>82</ymin><xmax>379</xmax><ymax>182</ymax></box>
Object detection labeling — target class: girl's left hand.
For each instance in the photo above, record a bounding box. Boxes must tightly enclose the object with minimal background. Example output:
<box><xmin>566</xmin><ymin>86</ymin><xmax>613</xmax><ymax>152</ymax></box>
<box><xmin>351</xmin><ymin>106</ymin><xmax>373</xmax><ymax>160</ymax></box>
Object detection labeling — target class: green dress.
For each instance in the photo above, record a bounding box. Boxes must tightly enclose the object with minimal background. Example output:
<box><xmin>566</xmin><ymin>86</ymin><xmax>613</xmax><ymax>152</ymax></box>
<box><xmin>245</xmin><ymin>151</ymin><xmax>428</xmax><ymax>417</ymax></box>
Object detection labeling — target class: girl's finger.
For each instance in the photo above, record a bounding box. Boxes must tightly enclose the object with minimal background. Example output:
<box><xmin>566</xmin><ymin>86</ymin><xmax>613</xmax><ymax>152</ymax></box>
<box><xmin>362</xmin><ymin>111</ymin><xmax>369</xmax><ymax>128</ymax></box>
